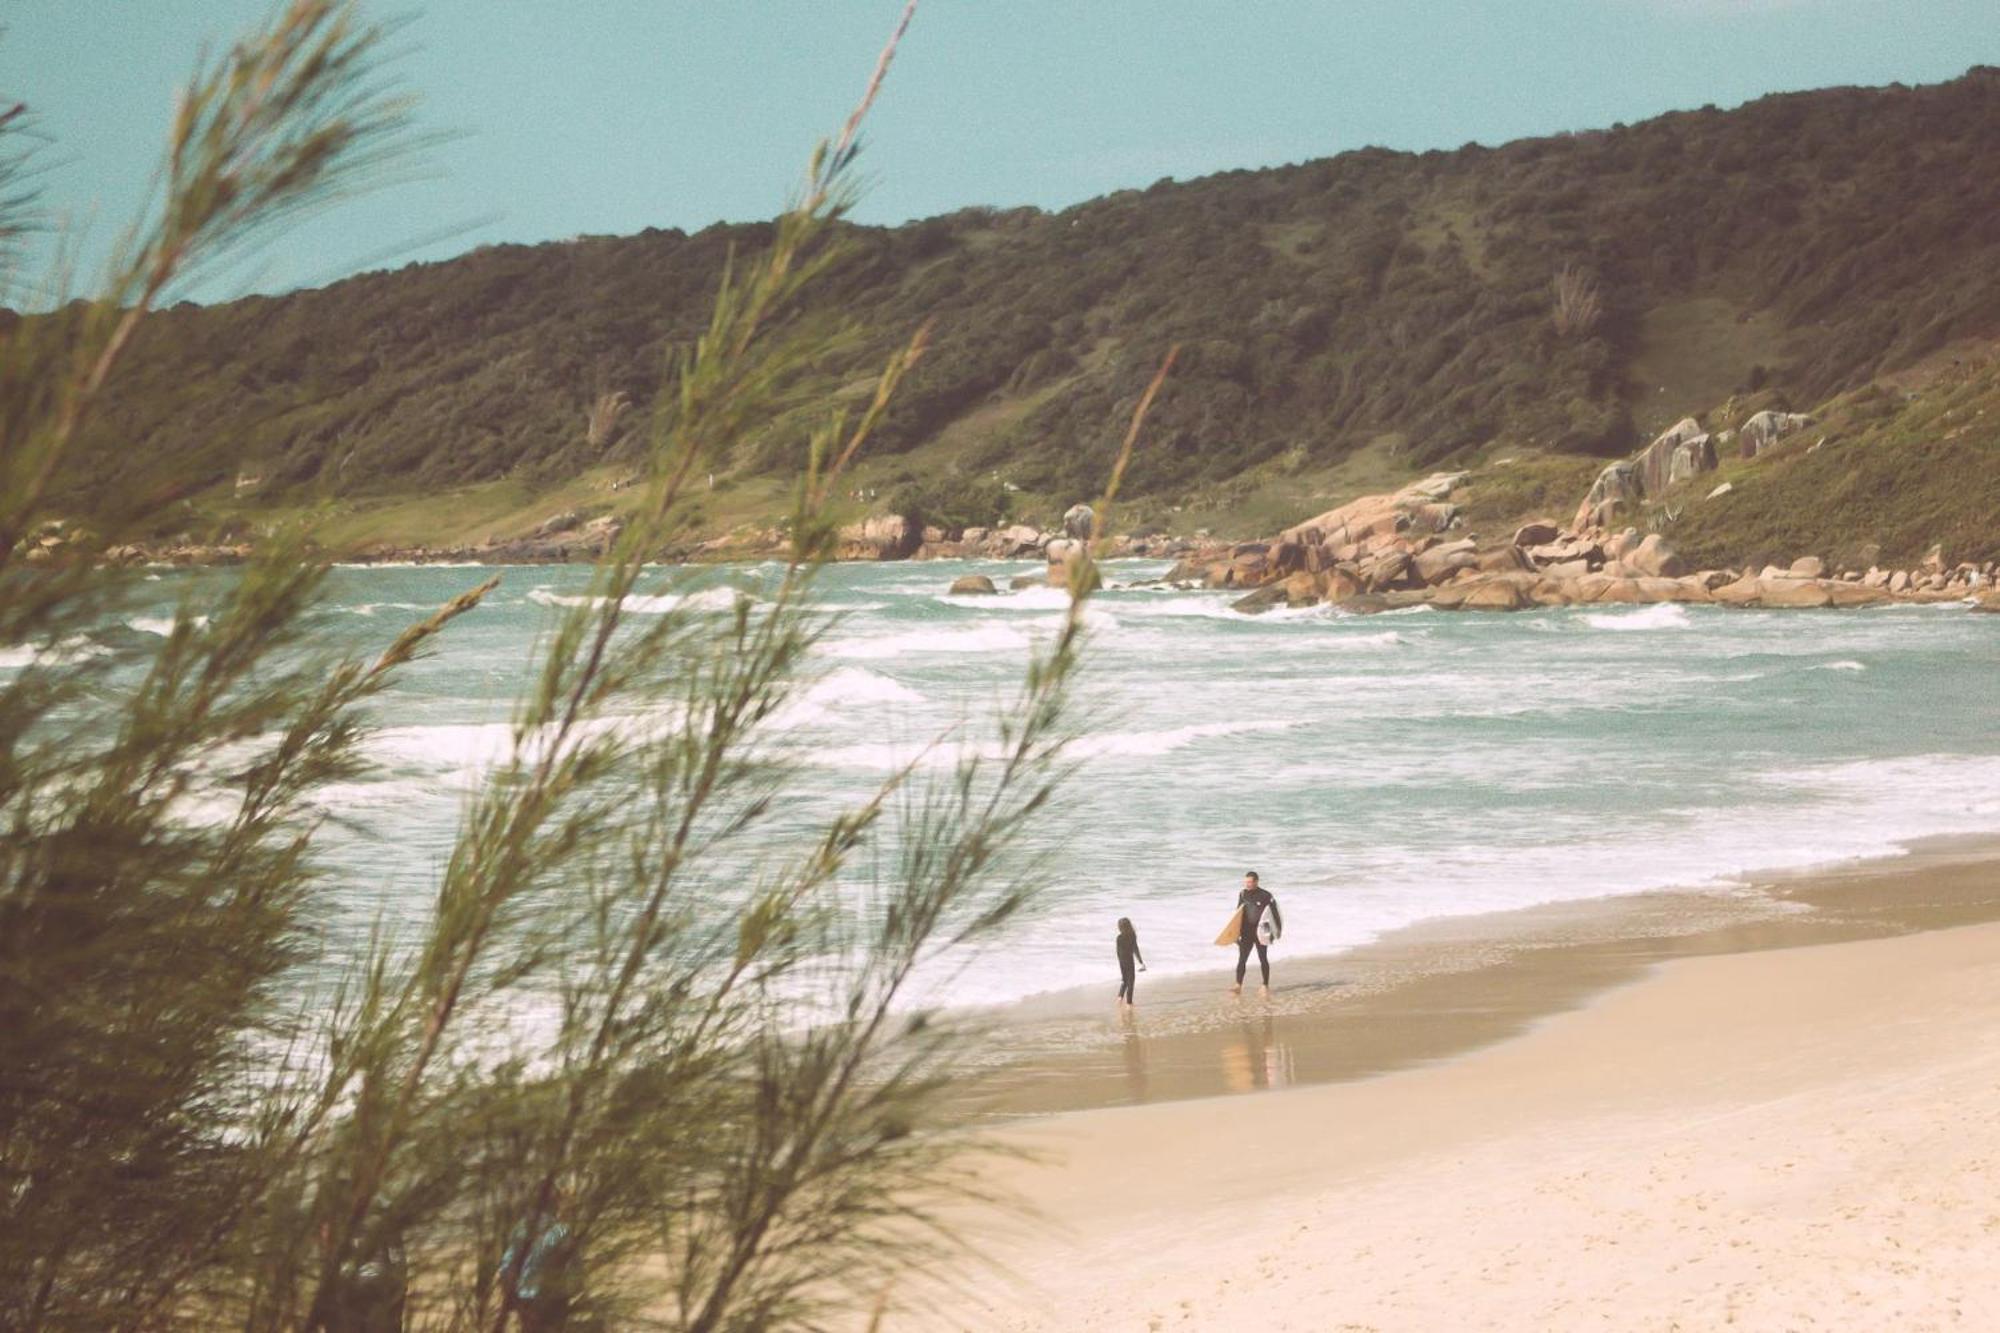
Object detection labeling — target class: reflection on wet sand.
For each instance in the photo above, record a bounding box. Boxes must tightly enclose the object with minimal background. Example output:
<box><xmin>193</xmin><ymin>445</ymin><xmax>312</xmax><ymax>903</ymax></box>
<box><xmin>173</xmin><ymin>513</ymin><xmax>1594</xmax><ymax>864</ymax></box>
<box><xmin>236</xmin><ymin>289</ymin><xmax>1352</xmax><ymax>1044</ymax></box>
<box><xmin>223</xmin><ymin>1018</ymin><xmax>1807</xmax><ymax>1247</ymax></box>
<box><xmin>1118</xmin><ymin>1013</ymin><xmax>1148</xmax><ymax>1102</ymax></box>
<box><xmin>959</xmin><ymin>837</ymin><xmax>2000</xmax><ymax>1119</ymax></box>
<box><xmin>1219</xmin><ymin>1011</ymin><xmax>1294</xmax><ymax>1094</ymax></box>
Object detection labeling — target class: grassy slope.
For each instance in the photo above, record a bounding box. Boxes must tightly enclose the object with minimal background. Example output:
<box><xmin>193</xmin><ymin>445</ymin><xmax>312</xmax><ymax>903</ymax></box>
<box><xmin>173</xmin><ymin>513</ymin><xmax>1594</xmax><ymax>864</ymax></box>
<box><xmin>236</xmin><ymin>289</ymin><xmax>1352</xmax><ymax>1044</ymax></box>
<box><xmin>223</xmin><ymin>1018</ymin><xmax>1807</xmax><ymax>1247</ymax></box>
<box><xmin>1667</xmin><ymin>355</ymin><xmax>2000</xmax><ymax>570</ymax></box>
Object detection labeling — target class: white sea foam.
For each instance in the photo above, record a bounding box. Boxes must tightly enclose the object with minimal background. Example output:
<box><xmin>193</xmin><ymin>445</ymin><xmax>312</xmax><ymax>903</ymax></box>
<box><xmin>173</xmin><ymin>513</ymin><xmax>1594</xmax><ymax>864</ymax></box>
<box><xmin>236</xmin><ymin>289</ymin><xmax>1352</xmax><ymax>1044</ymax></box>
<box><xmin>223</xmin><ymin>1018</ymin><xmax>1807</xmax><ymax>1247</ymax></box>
<box><xmin>1074</xmin><ymin>718</ymin><xmax>1295</xmax><ymax>760</ymax></box>
<box><xmin>128</xmin><ymin>614</ymin><xmax>209</xmax><ymax>636</ymax></box>
<box><xmin>1115</xmin><ymin>596</ymin><xmax>1259</xmax><ymax>621</ymax></box>
<box><xmin>1579</xmin><ymin>603</ymin><xmax>1690</xmax><ymax>631</ymax></box>
<box><xmin>345</xmin><ymin>601</ymin><xmax>436</xmax><ymax>618</ymax></box>
<box><xmin>766</xmin><ymin>668</ymin><xmax>927</xmax><ymax>729</ymax></box>
<box><xmin>938</xmin><ymin>586</ymin><xmax>1077</xmax><ymax>612</ymax></box>
<box><xmin>527</xmin><ymin>586</ymin><xmax>744</xmax><ymax>614</ymax></box>
<box><xmin>1328</xmin><ymin>629</ymin><xmax>1405</xmax><ymax>647</ymax></box>
<box><xmin>825</xmin><ymin>623</ymin><xmax>1035</xmax><ymax>660</ymax></box>
<box><xmin>0</xmin><ymin>636</ymin><xmax>113</xmax><ymax>669</ymax></box>
<box><xmin>1810</xmin><ymin>660</ymin><xmax>1867</xmax><ymax>672</ymax></box>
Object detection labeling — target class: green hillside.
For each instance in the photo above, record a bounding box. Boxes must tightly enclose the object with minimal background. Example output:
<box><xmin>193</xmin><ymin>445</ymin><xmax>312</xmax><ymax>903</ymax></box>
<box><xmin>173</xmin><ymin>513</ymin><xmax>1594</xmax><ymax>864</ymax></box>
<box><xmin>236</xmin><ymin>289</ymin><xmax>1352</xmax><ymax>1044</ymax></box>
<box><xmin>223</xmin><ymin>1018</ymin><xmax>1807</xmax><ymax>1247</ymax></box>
<box><xmin>47</xmin><ymin>66</ymin><xmax>2000</xmax><ymax>552</ymax></box>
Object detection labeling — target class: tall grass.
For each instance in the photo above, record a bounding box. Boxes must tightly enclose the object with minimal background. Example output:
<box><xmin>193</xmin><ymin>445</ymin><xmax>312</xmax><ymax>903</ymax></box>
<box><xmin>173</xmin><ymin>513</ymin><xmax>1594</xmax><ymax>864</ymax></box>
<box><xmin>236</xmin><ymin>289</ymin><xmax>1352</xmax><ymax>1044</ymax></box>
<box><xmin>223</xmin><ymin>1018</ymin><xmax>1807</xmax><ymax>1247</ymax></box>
<box><xmin>0</xmin><ymin>2</ymin><xmax>1171</xmax><ymax>1328</ymax></box>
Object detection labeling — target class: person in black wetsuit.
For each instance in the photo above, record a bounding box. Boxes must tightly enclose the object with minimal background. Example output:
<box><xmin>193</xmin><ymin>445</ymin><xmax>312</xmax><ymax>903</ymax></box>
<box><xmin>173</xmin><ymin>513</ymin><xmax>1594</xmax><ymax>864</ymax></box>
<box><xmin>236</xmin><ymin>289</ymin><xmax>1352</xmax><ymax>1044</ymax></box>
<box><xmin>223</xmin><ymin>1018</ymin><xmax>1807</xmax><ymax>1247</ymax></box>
<box><xmin>1231</xmin><ymin>871</ymin><xmax>1283</xmax><ymax>994</ymax></box>
<box><xmin>1115</xmin><ymin>917</ymin><xmax>1145</xmax><ymax>1006</ymax></box>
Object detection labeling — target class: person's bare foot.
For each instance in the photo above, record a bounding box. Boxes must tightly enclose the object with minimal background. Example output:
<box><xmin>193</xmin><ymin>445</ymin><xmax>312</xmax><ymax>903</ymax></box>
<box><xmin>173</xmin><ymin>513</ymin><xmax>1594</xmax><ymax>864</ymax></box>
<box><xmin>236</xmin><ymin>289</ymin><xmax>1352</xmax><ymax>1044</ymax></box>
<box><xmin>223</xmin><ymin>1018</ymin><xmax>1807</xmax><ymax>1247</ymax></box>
<box><xmin>1229</xmin><ymin>984</ymin><xmax>1242</xmax><ymax>996</ymax></box>
<box><xmin>1258</xmin><ymin>984</ymin><xmax>1270</xmax><ymax>998</ymax></box>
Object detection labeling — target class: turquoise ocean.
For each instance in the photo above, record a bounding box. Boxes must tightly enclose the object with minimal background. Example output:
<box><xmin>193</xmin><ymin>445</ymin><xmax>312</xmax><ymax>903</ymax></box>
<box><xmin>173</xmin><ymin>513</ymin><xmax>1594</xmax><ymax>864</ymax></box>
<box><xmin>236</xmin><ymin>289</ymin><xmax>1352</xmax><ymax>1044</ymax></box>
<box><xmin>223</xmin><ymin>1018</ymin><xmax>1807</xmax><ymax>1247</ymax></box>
<box><xmin>26</xmin><ymin>559</ymin><xmax>2000</xmax><ymax>1009</ymax></box>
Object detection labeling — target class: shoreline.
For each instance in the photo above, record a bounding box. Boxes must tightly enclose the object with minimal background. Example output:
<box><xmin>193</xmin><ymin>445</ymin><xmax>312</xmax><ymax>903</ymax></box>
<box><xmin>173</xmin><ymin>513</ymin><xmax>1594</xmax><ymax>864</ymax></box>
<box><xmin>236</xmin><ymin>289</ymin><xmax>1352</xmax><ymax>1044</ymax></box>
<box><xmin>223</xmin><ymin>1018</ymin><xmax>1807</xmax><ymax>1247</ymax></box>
<box><xmin>944</xmin><ymin>844</ymin><xmax>2000</xmax><ymax>1330</ymax></box>
<box><xmin>951</xmin><ymin>833</ymin><xmax>2000</xmax><ymax>1119</ymax></box>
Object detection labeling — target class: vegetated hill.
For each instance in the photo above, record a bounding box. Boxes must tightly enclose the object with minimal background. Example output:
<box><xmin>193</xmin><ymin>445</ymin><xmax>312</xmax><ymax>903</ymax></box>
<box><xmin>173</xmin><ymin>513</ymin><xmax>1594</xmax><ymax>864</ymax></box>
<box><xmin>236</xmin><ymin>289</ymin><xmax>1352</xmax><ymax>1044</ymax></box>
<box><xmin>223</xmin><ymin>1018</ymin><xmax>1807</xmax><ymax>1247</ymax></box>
<box><xmin>51</xmin><ymin>66</ymin><xmax>2000</xmax><ymax>544</ymax></box>
<box><xmin>1664</xmin><ymin>350</ymin><xmax>2000</xmax><ymax>570</ymax></box>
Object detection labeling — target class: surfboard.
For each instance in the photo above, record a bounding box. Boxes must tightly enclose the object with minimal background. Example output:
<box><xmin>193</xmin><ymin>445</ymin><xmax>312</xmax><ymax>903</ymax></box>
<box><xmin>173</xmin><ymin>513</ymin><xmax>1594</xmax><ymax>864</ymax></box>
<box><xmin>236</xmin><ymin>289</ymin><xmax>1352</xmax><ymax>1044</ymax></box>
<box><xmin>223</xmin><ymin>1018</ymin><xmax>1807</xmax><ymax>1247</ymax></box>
<box><xmin>1213</xmin><ymin>906</ymin><xmax>1244</xmax><ymax>946</ymax></box>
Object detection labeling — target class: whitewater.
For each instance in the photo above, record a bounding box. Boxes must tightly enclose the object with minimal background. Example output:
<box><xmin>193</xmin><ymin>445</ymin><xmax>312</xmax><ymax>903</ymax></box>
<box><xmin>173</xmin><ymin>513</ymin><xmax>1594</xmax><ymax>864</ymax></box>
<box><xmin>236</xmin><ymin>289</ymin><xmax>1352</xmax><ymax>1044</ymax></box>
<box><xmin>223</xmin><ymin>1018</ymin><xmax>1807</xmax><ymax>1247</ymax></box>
<box><xmin>34</xmin><ymin>558</ymin><xmax>2000</xmax><ymax>1008</ymax></box>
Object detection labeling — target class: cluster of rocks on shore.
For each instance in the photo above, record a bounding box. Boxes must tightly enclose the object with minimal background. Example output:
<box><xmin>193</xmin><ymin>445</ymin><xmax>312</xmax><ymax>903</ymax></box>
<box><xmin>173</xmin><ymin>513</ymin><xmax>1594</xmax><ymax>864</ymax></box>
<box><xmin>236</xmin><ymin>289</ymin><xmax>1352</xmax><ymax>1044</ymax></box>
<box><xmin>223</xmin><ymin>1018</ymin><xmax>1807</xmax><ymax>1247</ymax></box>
<box><xmin>834</xmin><ymin>503</ymin><xmax>1197</xmax><ymax>564</ymax></box>
<box><xmin>1147</xmin><ymin>473</ymin><xmax>2000</xmax><ymax>615</ymax></box>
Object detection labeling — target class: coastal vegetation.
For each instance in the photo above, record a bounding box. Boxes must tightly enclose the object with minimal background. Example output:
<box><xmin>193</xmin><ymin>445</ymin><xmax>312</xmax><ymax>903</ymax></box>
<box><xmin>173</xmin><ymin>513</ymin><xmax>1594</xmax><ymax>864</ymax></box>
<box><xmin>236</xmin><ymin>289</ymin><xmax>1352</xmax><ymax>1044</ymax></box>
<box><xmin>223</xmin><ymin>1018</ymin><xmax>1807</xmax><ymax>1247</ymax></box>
<box><xmin>32</xmin><ymin>63</ymin><xmax>2000</xmax><ymax>565</ymax></box>
<box><xmin>1</xmin><ymin>3</ymin><xmax>1154</xmax><ymax>1327</ymax></box>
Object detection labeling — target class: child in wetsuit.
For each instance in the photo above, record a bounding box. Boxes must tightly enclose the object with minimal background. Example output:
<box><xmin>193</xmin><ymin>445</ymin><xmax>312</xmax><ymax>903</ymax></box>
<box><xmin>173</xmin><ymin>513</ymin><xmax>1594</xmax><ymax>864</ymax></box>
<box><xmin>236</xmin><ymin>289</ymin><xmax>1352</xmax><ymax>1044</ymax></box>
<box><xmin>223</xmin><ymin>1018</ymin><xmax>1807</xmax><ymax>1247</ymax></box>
<box><xmin>1116</xmin><ymin>917</ymin><xmax>1145</xmax><ymax>1006</ymax></box>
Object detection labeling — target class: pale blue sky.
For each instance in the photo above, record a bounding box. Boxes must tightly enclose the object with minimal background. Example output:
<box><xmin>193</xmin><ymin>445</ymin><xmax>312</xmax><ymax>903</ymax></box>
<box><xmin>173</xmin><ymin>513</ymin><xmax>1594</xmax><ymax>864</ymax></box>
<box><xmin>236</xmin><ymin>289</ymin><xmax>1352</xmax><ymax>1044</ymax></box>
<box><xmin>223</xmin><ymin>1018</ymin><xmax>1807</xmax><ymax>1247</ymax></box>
<box><xmin>6</xmin><ymin>1</ymin><xmax>1996</xmax><ymax>303</ymax></box>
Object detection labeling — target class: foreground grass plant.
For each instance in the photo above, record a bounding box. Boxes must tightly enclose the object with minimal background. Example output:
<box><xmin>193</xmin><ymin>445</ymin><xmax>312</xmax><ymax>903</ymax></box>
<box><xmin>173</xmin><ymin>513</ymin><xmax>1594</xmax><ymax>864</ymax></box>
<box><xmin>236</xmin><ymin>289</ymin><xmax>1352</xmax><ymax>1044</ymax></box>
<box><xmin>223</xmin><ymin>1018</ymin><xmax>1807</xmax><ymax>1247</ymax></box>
<box><xmin>0</xmin><ymin>2</ymin><xmax>1170</xmax><ymax>1328</ymax></box>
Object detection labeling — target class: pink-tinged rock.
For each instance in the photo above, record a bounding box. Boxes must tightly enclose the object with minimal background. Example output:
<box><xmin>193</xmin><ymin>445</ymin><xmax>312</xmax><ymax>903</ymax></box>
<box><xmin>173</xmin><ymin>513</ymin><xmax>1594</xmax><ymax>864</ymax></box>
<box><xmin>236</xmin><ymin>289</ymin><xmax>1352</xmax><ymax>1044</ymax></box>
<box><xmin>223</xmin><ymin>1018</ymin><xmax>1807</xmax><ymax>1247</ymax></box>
<box><xmin>1826</xmin><ymin>582</ymin><xmax>1890</xmax><ymax>607</ymax></box>
<box><xmin>1760</xmin><ymin>579</ymin><xmax>1833</xmax><ymax>608</ymax></box>
<box><xmin>1512</xmin><ymin>521</ymin><xmax>1561</xmax><ymax>548</ymax></box>
<box><xmin>1711</xmin><ymin>577</ymin><xmax>1764</xmax><ymax>606</ymax></box>
<box><xmin>1462</xmin><ymin>580</ymin><xmax>1528</xmax><ymax>611</ymax></box>
<box><xmin>1627</xmin><ymin>533</ymin><xmax>1686</xmax><ymax>578</ymax></box>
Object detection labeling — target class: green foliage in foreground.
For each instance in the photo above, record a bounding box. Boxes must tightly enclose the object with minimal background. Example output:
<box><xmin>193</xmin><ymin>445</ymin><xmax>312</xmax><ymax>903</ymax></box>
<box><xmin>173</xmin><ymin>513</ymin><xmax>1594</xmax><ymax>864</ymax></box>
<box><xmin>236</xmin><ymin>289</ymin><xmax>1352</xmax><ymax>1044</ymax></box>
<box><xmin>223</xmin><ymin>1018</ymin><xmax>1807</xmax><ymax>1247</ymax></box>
<box><xmin>42</xmin><ymin>65</ymin><xmax>2000</xmax><ymax>528</ymax></box>
<box><xmin>0</xmin><ymin>4</ymin><xmax>1152</xmax><ymax>1328</ymax></box>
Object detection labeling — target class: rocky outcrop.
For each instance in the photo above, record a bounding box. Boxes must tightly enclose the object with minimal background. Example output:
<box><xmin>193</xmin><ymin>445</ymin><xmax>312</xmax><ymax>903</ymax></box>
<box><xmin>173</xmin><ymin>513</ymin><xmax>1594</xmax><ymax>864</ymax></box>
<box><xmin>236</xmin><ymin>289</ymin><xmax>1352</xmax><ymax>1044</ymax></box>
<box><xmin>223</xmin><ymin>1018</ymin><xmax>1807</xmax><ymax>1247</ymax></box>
<box><xmin>838</xmin><ymin>514</ymin><xmax>921</xmax><ymax>561</ymax></box>
<box><xmin>1279</xmin><ymin>472</ymin><xmax>1468</xmax><ymax>549</ymax></box>
<box><xmin>1740</xmin><ymin>410</ymin><xmax>1813</xmax><ymax>458</ymax></box>
<box><xmin>948</xmin><ymin>574</ymin><xmax>998</xmax><ymax>596</ymax></box>
<box><xmin>1634</xmin><ymin>418</ymin><xmax>1712</xmax><ymax>495</ymax></box>
<box><xmin>1578</xmin><ymin>419</ymin><xmax>1724</xmax><ymax>533</ymax></box>
<box><xmin>1624</xmin><ymin>533</ymin><xmax>1686</xmax><ymax>578</ymax></box>
<box><xmin>1573</xmin><ymin>460</ymin><xmax>1641</xmax><ymax>532</ymax></box>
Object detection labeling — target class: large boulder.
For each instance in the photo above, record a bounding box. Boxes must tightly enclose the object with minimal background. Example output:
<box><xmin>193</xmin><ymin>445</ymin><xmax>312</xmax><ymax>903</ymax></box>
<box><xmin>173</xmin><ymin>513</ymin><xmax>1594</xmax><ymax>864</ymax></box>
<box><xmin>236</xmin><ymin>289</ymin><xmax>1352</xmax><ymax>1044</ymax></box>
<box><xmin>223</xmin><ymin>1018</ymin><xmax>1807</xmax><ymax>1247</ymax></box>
<box><xmin>1413</xmin><ymin>538</ymin><xmax>1478</xmax><ymax>585</ymax></box>
<box><xmin>1711</xmin><ymin>576</ymin><xmax>1764</xmax><ymax>607</ymax></box>
<box><xmin>1603</xmin><ymin>528</ymin><xmax>1642</xmax><ymax>561</ymax></box>
<box><xmin>1826</xmin><ymin>582</ymin><xmax>1890</xmax><ymax>607</ymax></box>
<box><xmin>948</xmin><ymin>574</ymin><xmax>997</xmax><ymax>596</ymax></box>
<box><xmin>1359</xmin><ymin>549</ymin><xmax>1414</xmax><ymax>592</ymax></box>
<box><xmin>838</xmin><ymin>514</ymin><xmax>921</xmax><ymax>560</ymax></box>
<box><xmin>1574</xmin><ymin>462</ymin><xmax>1640</xmax><ymax>531</ymax></box>
<box><xmin>1280</xmin><ymin>472</ymin><xmax>1468</xmax><ymax>548</ymax></box>
<box><xmin>1625</xmin><ymin>534</ymin><xmax>1686</xmax><ymax>578</ymax></box>
<box><xmin>1789</xmin><ymin>555</ymin><xmax>1826</xmax><ymax>578</ymax></box>
<box><xmin>1635</xmin><ymin>418</ymin><xmax>1706</xmax><ymax>494</ymax></box>
<box><xmin>1230</xmin><ymin>585</ymin><xmax>1289</xmax><ymax>614</ymax></box>
<box><xmin>1323</xmin><ymin>566</ymin><xmax>1364</xmax><ymax>601</ymax></box>
<box><xmin>1061</xmin><ymin>503</ymin><xmax>1095</xmax><ymax>540</ymax></box>
<box><xmin>1668</xmin><ymin>434</ymin><xmax>1718</xmax><ymax>486</ymax></box>
<box><xmin>1462</xmin><ymin>580</ymin><xmax>1528</xmax><ymax>611</ymax></box>
<box><xmin>995</xmin><ymin>524</ymin><xmax>1043</xmax><ymax>557</ymax></box>
<box><xmin>1043</xmin><ymin>537</ymin><xmax>1084</xmax><ymax>566</ymax></box>
<box><xmin>1512</xmin><ymin>521</ymin><xmax>1561</xmax><ymax>549</ymax></box>
<box><xmin>1740</xmin><ymin>410</ymin><xmax>1812</xmax><ymax>458</ymax></box>
<box><xmin>1761</xmin><ymin>579</ymin><xmax>1833</xmax><ymax>608</ymax></box>
<box><xmin>1477</xmin><ymin>546</ymin><xmax>1532</xmax><ymax>574</ymax></box>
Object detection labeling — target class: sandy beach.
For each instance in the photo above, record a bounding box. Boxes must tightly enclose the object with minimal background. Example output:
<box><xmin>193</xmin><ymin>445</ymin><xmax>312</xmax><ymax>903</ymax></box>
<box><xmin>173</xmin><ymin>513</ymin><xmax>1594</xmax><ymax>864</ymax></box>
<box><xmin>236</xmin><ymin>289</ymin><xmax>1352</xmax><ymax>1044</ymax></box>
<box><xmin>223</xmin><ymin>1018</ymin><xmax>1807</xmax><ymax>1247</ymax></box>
<box><xmin>944</xmin><ymin>847</ymin><xmax>2000</xmax><ymax>1331</ymax></box>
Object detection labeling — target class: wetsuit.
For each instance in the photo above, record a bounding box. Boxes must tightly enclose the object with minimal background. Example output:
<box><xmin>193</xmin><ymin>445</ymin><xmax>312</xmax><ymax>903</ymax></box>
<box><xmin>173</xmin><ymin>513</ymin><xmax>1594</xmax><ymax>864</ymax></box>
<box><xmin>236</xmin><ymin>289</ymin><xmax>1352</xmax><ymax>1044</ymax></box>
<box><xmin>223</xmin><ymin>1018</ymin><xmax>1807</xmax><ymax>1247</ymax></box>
<box><xmin>1234</xmin><ymin>886</ymin><xmax>1282</xmax><ymax>986</ymax></box>
<box><xmin>1117</xmin><ymin>931</ymin><xmax>1144</xmax><ymax>1002</ymax></box>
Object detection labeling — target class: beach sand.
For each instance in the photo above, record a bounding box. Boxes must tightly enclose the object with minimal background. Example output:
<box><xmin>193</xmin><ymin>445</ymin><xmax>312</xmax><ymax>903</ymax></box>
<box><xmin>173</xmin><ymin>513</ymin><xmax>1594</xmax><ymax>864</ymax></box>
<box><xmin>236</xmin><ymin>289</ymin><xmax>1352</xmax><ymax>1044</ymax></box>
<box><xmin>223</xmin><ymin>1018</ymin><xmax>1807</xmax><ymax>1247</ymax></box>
<box><xmin>941</xmin><ymin>845</ymin><xmax>2000</xmax><ymax>1330</ymax></box>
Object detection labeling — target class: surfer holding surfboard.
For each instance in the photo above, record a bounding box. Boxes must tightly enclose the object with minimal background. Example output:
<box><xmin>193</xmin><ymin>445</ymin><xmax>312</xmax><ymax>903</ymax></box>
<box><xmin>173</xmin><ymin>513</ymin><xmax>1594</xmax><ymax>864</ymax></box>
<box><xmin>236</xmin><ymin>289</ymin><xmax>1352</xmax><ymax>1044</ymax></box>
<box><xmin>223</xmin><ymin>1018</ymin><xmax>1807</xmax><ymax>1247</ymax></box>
<box><xmin>1215</xmin><ymin>870</ymin><xmax>1283</xmax><ymax>995</ymax></box>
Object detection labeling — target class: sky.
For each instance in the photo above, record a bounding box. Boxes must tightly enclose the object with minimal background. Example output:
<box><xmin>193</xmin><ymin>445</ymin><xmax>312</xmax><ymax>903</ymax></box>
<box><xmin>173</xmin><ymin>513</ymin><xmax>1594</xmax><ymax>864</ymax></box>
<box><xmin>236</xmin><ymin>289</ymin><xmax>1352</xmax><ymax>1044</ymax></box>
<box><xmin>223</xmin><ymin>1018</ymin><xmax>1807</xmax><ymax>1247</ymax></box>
<box><xmin>6</xmin><ymin>0</ymin><xmax>1997</xmax><ymax>304</ymax></box>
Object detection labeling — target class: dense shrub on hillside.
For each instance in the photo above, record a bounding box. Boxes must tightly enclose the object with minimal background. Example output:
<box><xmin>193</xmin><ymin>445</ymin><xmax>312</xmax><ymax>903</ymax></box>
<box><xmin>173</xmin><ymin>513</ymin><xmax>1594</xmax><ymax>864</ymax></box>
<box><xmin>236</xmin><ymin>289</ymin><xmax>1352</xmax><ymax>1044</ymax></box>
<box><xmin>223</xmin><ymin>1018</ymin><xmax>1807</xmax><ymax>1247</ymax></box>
<box><xmin>48</xmin><ymin>67</ymin><xmax>2000</xmax><ymax>515</ymax></box>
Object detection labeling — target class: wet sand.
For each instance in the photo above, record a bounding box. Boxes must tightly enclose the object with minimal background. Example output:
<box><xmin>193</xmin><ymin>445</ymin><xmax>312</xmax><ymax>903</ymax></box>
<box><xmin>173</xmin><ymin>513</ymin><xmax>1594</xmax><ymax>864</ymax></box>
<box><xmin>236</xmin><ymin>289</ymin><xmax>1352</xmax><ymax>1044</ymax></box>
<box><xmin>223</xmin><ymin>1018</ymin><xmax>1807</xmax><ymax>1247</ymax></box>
<box><xmin>954</xmin><ymin>836</ymin><xmax>2000</xmax><ymax>1117</ymax></box>
<box><xmin>933</xmin><ymin>839</ymin><xmax>2000</xmax><ymax>1330</ymax></box>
